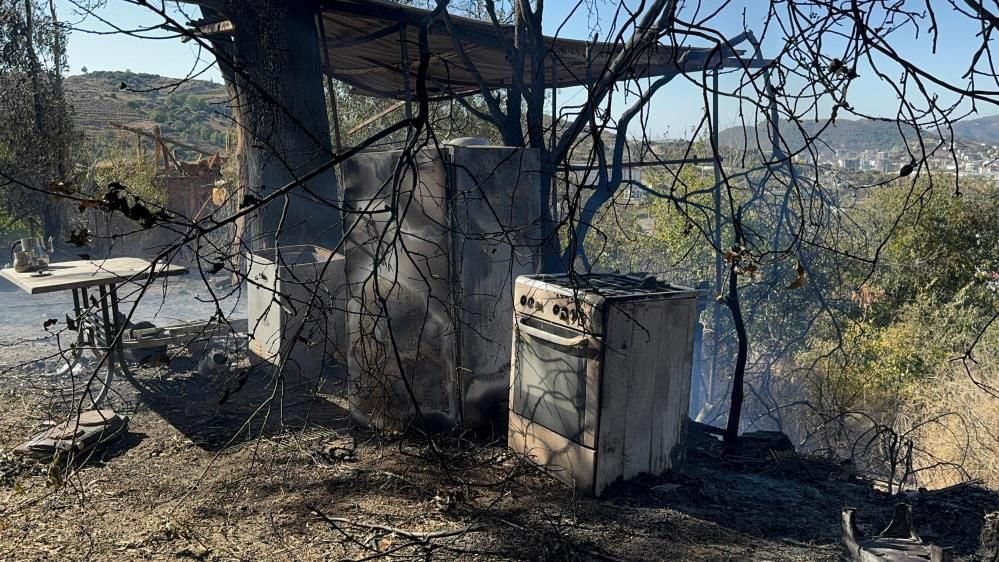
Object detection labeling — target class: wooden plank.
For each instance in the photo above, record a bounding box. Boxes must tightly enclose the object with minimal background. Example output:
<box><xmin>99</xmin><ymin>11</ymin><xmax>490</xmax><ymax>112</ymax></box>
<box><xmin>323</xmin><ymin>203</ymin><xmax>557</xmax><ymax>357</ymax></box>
<box><xmin>650</xmin><ymin>299</ymin><xmax>697</xmax><ymax>473</ymax></box>
<box><xmin>650</xmin><ymin>301</ymin><xmax>679</xmax><ymax>474</ymax></box>
<box><xmin>125</xmin><ymin>318</ymin><xmax>247</xmax><ymax>349</ymax></box>
<box><xmin>345</xmin><ymin>100</ymin><xmax>405</xmax><ymax>135</ymax></box>
<box><xmin>109</xmin><ymin>122</ymin><xmax>216</xmax><ymax>157</ymax></box>
<box><xmin>620</xmin><ymin>302</ymin><xmax>661</xmax><ymax>480</ymax></box>
<box><xmin>594</xmin><ymin>303</ymin><xmax>634</xmax><ymax>492</ymax></box>
<box><xmin>672</xmin><ymin>301</ymin><xmax>697</xmax><ymax>465</ymax></box>
<box><xmin>0</xmin><ymin>258</ymin><xmax>187</xmax><ymax>295</ymax></box>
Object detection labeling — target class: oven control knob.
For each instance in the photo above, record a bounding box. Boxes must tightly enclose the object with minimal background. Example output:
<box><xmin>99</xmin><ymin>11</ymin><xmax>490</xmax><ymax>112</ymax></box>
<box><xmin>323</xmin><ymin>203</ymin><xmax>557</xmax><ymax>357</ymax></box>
<box><xmin>519</xmin><ymin>295</ymin><xmax>527</xmax><ymax>306</ymax></box>
<box><xmin>552</xmin><ymin>304</ymin><xmax>560</xmax><ymax>315</ymax></box>
<box><xmin>527</xmin><ymin>297</ymin><xmax>535</xmax><ymax>308</ymax></box>
<box><xmin>559</xmin><ymin>310</ymin><xmax>569</xmax><ymax>321</ymax></box>
<box><xmin>570</xmin><ymin>309</ymin><xmax>578</xmax><ymax>321</ymax></box>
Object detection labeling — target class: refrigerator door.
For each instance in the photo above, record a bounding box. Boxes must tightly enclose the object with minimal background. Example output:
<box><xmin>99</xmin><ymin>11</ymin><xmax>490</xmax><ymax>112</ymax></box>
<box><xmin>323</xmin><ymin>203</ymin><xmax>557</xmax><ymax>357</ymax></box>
<box><xmin>340</xmin><ymin>145</ymin><xmax>544</xmax><ymax>433</ymax></box>
<box><xmin>341</xmin><ymin>149</ymin><xmax>456</xmax><ymax>431</ymax></box>
<box><xmin>448</xmin><ymin>146</ymin><xmax>543</xmax><ymax>429</ymax></box>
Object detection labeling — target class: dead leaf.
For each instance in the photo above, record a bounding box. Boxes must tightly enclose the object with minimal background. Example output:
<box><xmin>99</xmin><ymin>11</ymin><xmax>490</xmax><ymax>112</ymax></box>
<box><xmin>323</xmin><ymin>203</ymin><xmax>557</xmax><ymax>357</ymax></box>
<box><xmin>66</xmin><ymin>227</ymin><xmax>90</xmax><ymax>247</ymax></box>
<box><xmin>49</xmin><ymin>180</ymin><xmax>76</xmax><ymax>195</ymax></box>
<box><xmin>212</xmin><ymin>187</ymin><xmax>228</xmax><ymax>206</ymax></box>
<box><xmin>77</xmin><ymin>199</ymin><xmax>102</xmax><ymax>212</ymax></box>
<box><xmin>239</xmin><ymin>194</ymin><xmax>261</xmax><ymax>209</ymax></box>
<box><xmin>145</xmin><ymin>354</ymin><xmax>170</xmax><ymax>368</ymax></box>
<box><xmin>786</xmin><ymin>261</ymin><xmax>807</xmax><ymax>290</ymax></box>
<box><xmin>786</xmin><ymin>277</ymin><xmax>806</xmax><ymax>290</ymax></box>
<box><xmin>43</xmin><ymin>318</ymin><xmax>58</xmax><ymax>329</ymax></box>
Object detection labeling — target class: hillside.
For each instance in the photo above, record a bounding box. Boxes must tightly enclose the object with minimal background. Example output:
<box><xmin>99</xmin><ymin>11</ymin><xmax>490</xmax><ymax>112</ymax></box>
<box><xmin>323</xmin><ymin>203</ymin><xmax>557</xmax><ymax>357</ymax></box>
<box><xmin>64</xmin><ymin>71</ymin><xmax>999</xmax><ymax>160</ymax></box>
<box><xmin>952</xmin><ymin>114</ymin><xmax>999</xmax><ymax>144</ymax></box>
<box><xmin>719</xmin><ymin>118</ymin><xmax>920</xmax><ymax>155</ymax></box>
<box><xmin>719</xmin><ymin>115</ymin><xmax>999</xmax><ymax>156</ymax></box>
<box><xmin>64</xmin><ymin>70</ymin><xmax>232</xmax><ymax>153</ymax></box>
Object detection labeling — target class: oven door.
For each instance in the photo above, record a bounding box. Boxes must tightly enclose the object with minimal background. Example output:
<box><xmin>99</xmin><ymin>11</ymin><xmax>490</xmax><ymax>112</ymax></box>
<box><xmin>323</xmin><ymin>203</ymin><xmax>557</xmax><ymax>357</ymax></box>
<box><xmin>512</xmin><ymin>314</ymin><xmax>601</xmax><ymax>448</ymax></box>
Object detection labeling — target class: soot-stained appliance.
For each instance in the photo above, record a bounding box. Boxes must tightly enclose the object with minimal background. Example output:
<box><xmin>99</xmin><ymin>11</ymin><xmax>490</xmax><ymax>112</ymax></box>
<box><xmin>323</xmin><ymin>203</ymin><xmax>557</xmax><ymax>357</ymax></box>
<box><xmin>509</xmin><ymin>273</ymin><xmax>700</xmax><ymax>495</ymax></box>
<box><xmin>340</xmin><ymin>144</ymin><xmax>543</xmax><ymax>432</ymax></box>
<box><xmin>246</xmin><ymin>245</ymin><xmax>346</xmax><ymax>377</ymax></box>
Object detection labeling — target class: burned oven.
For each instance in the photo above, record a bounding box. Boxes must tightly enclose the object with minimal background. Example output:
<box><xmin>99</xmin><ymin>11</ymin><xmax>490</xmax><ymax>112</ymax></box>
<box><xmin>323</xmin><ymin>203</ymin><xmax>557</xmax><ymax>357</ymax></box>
<box><xmin>509</xmin><ymin>273</ymin><xmax>700</xmax><ymax>496</ymax></box>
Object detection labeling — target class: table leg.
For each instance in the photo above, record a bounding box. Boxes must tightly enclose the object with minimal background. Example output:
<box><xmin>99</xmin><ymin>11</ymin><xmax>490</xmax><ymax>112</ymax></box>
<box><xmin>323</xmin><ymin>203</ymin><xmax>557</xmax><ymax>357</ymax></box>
<box><xmin>71</xmin><ymin>288</ymin><xmax>82</xmax><ymax>338</ymax></box>
<box><xmin>53</xmin><ymin>288</ymin><xmax>89</xmax><ymax>378</ymax></box>
<box><xmin>70</xmin><ymin>288</ymin><xmax>91</xmax><ymax>361</ymax></box>
<box><xmin>78</xmin><ymin>286</ymin><xmax>97</xmax><ymax>351</ymax></box>
<box><xmin>108</xmin><ymin>284</ymin><xmax>135</xmax><ymax>379</ymax></box>
<box><xmin>52</xmin><ymin>289</ymin><xmax>83</xmax><ymax>388</ymax></box>
<box><xmin>90</xmin><ymin>284</ymin><xmax>118</xmax><ymax>406</ymax></box>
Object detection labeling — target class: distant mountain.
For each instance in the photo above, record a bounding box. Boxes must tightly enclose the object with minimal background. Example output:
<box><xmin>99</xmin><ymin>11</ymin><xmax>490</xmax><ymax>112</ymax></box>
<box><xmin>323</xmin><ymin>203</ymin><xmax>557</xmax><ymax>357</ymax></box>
<box><xmin>719</xmin><ymin>115</ymin><xmax>999</xmax><ymax>157</ymax></box>
<box><xmin>952</xmin><ymin>115</ymin><xmax>999</xmax><ymax>144</ymax></box>
<box><xmin>719</xmin><ymin>118</ymin><xmax>921</xmax><ymax>156</ymax></box>
<box><xmin>64</xmin><ymin>71</ymin><xmax>232</xmax><ymax>153</ymax></box>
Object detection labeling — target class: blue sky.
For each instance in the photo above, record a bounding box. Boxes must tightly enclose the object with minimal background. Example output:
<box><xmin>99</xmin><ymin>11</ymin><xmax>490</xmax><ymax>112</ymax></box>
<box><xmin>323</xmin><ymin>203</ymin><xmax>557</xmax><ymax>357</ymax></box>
<box><xmin>57</xmin><ymin>0</ymin><xmax>997</xmax><ymax>138</ymax></box>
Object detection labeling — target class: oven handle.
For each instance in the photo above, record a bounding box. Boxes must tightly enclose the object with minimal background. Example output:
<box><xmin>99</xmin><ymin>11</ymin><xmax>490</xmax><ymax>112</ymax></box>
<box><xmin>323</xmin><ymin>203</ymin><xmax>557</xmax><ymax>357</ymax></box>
<box><xmin>516</xmin><ymin>317</ymin><xmax>597</xmax><ymax>347</ymax></box>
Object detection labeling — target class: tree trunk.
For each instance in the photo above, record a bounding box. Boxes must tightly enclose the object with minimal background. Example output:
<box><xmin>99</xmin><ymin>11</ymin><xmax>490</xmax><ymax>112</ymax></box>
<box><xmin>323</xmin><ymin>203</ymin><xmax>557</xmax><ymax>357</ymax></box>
<box><xmin>723</xmin><ymin>212</ymin><xmax>749</xmax><ymax>455</ymax></box>
<box><xmin>23</xmin><ymin>0</ymin><xmax>65</xmax><ymax>240</ymax></box>
<box><xmin>43</xmin><ymin>0</ymin><xmax>66</xmax><ymax>242</ymax></box>
<box><xmin>221</xmin><ymin>0</ymin><xmax>339</xmax><ymax>252</ymax></box>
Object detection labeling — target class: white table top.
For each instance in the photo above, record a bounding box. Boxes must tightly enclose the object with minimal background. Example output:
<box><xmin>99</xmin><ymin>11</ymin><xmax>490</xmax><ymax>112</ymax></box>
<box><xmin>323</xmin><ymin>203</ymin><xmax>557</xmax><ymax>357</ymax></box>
<box><xmin>0</xmin><ymin>257</ymin><xmax>188</xmax><ymax>295</ymax></box>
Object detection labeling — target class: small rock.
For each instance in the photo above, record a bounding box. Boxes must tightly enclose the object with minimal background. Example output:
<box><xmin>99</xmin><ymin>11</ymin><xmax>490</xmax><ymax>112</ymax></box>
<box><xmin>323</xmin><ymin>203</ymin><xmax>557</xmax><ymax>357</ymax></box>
<box><xmin>175</xmin><ymin>545</ymin><xmax>211</xmax><ymax>560</ymax></box>
<box><xmin>651</xmin><ymin>483</ymin><xmax>682</xmax><ymax>495</ymax></box>
<box><xmin>801</xmin><ymin>485</ymin><xmax>821</xmax><ymax>500</ymax></box>
<box><xmin>737</xmin><ymin>431</ymin><xmax>794</xmax><ymax>459</ymax></box>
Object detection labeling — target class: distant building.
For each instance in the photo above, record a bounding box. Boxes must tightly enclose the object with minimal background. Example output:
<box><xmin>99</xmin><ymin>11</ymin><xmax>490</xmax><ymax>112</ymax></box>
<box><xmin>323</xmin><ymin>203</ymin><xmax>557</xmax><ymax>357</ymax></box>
<box><xmin>839</xmin><ymin>158</ymin><xmax>860</xmax><ymax>171</ymax></box>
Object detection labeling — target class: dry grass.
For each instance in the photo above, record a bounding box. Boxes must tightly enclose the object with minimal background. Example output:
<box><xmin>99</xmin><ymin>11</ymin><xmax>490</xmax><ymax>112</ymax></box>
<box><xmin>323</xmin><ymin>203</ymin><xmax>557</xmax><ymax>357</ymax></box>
<box><xmin>911</xmin><ymin>369</ymin><xmax>999</xmax><ymax>489</ymax></box>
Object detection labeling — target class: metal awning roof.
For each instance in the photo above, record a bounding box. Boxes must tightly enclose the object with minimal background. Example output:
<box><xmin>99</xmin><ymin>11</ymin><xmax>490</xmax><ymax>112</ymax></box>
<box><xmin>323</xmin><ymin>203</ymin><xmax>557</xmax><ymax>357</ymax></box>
<box><xmin>318</xmin><ymin>0</ymin><xmax>762</xmax><ymax>99</ymax></box>
<box><xmin>186</xmin><ymin>0</ymin><xmax>765</xmax><ymax>100</ymax></box>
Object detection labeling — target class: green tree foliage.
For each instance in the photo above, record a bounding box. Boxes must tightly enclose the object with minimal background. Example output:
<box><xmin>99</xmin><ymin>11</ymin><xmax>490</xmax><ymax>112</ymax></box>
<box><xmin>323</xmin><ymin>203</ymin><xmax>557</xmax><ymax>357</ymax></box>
<box><xmin>586</xmin><ymin>161</ymin><xmax>999</xmax><ymax>461</ymax></box>
<box><xmin>584</xmin><ymin>164</ymin><xmax>717</xmax><ymax>280</ymax></box>
<box><xmin>0</xmin><ymin>0</ymin><xmax>79</xmax><ymax>240</ymax></box>
<box><xmin>90</xmin><ymin>133</ymin><xmax>163</xmax><ymax>205</ymax></box>
<box><xmin>814</xmin><ymin>179</ymin><xmax>999</xmax><ymax>396</ymax></box>
<box><xmin>867</xmin><ymin>181</ymin><xmax>999</xmax><ymax>311</ymax></box>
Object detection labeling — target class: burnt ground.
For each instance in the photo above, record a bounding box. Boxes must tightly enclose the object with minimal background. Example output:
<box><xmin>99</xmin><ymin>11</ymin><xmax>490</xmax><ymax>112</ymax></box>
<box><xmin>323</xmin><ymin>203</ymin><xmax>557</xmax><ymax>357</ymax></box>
<box><xmin>1</xmin><ymin>276</ymin><xmax>998</xmax><ymax>561</ymax></box>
